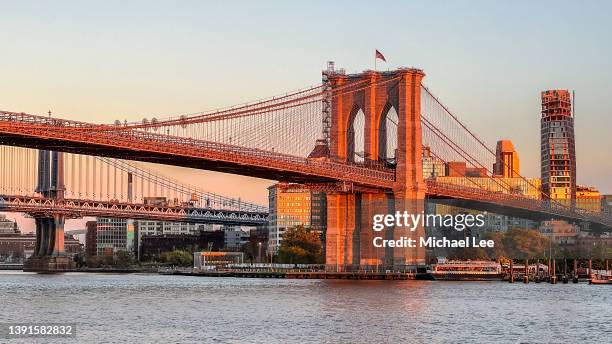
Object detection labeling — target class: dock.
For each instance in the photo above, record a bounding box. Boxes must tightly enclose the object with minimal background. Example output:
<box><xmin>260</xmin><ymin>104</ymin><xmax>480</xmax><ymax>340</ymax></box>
<box><xmin>160</xmin><ymin>268</ymin><xmax>420</xmax><ymax>280</ymax></box>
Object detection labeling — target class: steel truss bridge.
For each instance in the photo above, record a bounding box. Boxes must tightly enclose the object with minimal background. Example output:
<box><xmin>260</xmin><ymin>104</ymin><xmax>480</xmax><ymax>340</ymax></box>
<box><xmin>0</xmin><ymin>195</ymin><xmax>267</xmax><ymax>226</ymax></box>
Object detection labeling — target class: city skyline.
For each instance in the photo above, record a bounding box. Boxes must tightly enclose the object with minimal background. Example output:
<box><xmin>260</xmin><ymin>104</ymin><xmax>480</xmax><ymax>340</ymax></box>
<box><xmin>2</xmin><ymin>4</ymin><xmax>611</xmax><ymax>342</ymax></box>
<box><xmin>2</xmin><ymin>1</ymin><xmax>611</xmax><ymax>232</ymax></box>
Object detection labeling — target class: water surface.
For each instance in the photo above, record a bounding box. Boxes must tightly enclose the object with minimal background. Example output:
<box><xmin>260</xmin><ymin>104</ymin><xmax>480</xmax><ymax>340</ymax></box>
<box><xmin>1</xmin><ymin>271</ymin><xmax>610</xmax><ymax>343</ymax></box>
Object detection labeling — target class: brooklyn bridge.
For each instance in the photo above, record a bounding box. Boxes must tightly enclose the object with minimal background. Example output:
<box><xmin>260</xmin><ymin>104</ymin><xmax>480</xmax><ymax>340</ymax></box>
<box><xmin>1</xmin><ymin>66</ymin><xmax>610</xmax><ymax>271</ymax></box>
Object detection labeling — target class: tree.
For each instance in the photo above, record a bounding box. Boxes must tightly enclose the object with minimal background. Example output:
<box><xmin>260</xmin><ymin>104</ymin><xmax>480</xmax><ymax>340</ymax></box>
<box><xmin>278</xmin><ymin>226</ymin><xmax>324</xmax><ymax>264</ymax></box>
<box><xmin>114</xmin><ymin>250</ymin><xmax>136</xmax><ymax>268</ymax></box>
<box><xmin>502</xmin><ymin>228</ymin><xmax>550</xmax><ymax>259</ymax></box>
<box><xmin>241</xmin><ymin>241</ymin><xmax>258</xmax><ymax>263</ymax></box>
<box><xmin>482</xmin><ymin>231</ymin><xmax>508</xmax><ymax>260</ymax></box>
<box><xmin>160</xmin><ymin>250</ymin><xmax>193</xmax><ymax>266</ymax></box>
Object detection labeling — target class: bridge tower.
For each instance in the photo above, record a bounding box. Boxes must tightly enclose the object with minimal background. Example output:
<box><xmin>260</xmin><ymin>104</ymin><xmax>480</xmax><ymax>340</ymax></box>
<box><xmin>24</xmin><ymin>150</ymin><xmax>75</xmax><ymax>272</ymax></box>
<box><xmin>325</xmin><ymin>68</ymin><xmax>427</xmax><ymax>271</ymax></box>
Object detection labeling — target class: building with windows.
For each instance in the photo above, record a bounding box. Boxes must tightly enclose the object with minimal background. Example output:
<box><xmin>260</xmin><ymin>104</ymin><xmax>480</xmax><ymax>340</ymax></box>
<box><xmin>540</xmin><ymin>90</ymin><xmax>576</xmax><ymax>206</ymax></box>
<box><xmin>1</xmin><ymin>232</ymin><xmax>81</xmax><ymax>261</ymax></box>
<box><xmin>603</xmin><ymin>195</ymin><xmax>612</xmax><ymax>215</ymax></box>
<box><xmin>267</xmin><ymin>183</ymin><xmax>326</xmax><ymax>253</ymax></box>
<box><xmin>135</xmin><ymin>221</ymin><xmax>212</xmax><ymax>236</ymax></box>
<box><xmin>95</xmin><ymin>218</ymin><xmax>135</xmax><ymax>256</ymax></box>
<box><xmin>85</xmin><ymin>221</ymin><xmax>97</xmax><ymax>257</ymax></box>
<box><xmin>422</xmin><ymin>146</ymin><xmax>446</xmax><ymax>179</ymax></box>
<box><xmin>576</xmin><ymin>185</ymin><xmax>602</xmax><ymax>212</ymax></box>
<box><xmin>0</xmin><ymin>215</ymin><xmax>18</xmax><ymax>234</ymax></box>
<box><xmin>539</xmin><ymin>220</ymin><xmax>579</xmax><ymax>245</ymax></box>
<box><xmin>493</xmin><ymin>140</ymin><xmax>520</xmax><ymax>178</ymax></box>
<box><xmin>222</xmin><ymin>226</ymin><xmax>250</xmax><ymax>250</ymax></box>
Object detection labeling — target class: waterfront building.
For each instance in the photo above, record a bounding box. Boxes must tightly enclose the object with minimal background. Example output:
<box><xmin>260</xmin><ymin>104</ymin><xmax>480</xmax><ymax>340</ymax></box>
<box><xmin>0</xmin><ymin>232</ymin><xmax>81</xmax><ymax>260</ymax></box>
<box><xmin>0</xmin><ymin>214</ymin><xmax>18</xmax><ymax>234</ymax></box>
<box><xmin>540</xmin><ymin>90</ymin><xmax>576</xmax><ymax>206</ymax></box>
<box><xmin>575</xmin><ymin>233</ymin><xmax>612</xmax><ymax>254</ymax></box>
<box><xmin>267</xmin><ymin>183</ymin><xmax>327</xmax><ymax>253</ymax></box>
<box><xmin>193</xmin><ymin>251</ymin><xmax>244</xmax><ymax>269</ymax></box>
<box><xmin>223</xmin><ymin>226</ymin><xmax>249</xmax><ymax>250</ymax></box>
<box><xmin>493</xmin><ymin>140</ymin><xmax>520</xmax><ymax>178</ymax></box>
<box><xmin>85</xmin><ymin>221</ymin><xmax>97</xmax><ymax>257</ymax></box>
<box><xmin>576</xmin><ymin>185</ymin><xmax>602</xmax><ymax>212</ymax></box>
<box><xmin>136</xmin><ymin>220</ymin><xmax>212</xmax><ymax>236</ymax></box>
<box><xmin>480</xmin><ymin>213</ymin><xmax>537</xmax><ymax>232</ymax></box>
<box><xmin>95</xmin><ymin>218</ymin><xmax>135</xmax><ymax>256</ymax></box>
<box><xmin>539</xmin><ymin>220</ymin><xmax>579</xmax><ymax>245</ymax></box>
<box><xmin>603</xmin><ymin>195</ymin><xmax>612</xmax><ymax>215</ymax></box>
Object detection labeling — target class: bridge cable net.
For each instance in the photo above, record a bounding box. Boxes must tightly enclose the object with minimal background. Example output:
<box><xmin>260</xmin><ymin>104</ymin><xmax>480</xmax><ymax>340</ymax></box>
<box><xmin>0</xmin><ymin>146</ymin><xmax>38</xmax><ymax>197</ymax></box>
<box><xmin>93</xmin><ymin>77</ymin><xmax>396</xmax><ymax>159</ymax></box>
<box><xmin>0</xmin><ymin>77</ymin><xmax>399</xmax><ymax>195</ymax></box>
<box><xmin>0</xmin><ymin>146</ymin><xmax>266</xmax><ymax>213</ymax></box>
<box><xmin>0</xmin><ymin>77</ymin><xmax>394</xmax><ymax>160</ymax></box>
<box><xmin>64</xmin><ymin>153</ymin><xmax>267</xmax><ymax>212</ymax></box>
<box><xmin>420</xmin><ymin>85</ymin><xmax>612</xmax><ymax>225</ymax></box>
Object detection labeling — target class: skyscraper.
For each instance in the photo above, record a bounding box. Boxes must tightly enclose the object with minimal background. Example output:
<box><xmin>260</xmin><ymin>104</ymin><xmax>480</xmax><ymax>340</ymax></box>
<box><xmin>493</xmin><ymin>140</ymin><xmax>520</xmax><ymax>178</ymax></box>
<box><xmin>540</xmin><ymin>90</ymin><xmax>576</xmax><ymax>205</ymax></box>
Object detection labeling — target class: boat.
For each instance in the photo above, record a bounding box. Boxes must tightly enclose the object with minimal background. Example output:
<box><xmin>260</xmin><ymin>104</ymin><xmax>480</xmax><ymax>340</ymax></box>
<box><xmin>431</xmin><ymin>260</ymin><xmax>502</xmax><ymax>281</ymax></box>
<box><xmin>589</xmin><ymin>273</ymin><xmax>612</xmax><ymax>285</ymax></box>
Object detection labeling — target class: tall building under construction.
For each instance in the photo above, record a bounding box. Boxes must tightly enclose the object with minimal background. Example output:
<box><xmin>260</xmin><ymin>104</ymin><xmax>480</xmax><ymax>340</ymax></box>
<box><xmin>540</xmin><ymin>90</ymin><xmax>576</xmax><ymax>205</ymax></box>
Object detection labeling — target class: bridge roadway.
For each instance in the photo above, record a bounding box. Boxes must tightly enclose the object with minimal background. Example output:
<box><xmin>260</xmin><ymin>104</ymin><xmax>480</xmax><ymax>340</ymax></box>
<box><xmin>426</xmin><ymin>181</ymin><xmax>612</xmax><ymax>232</ymax></box>
<box><xmin>0</xmin><ymin>195</ymin><xmax>268</xmax><ymax>226</ymax></box>
<box><xmin>1</xmin><ymin>111</ymin><xmax>611</xmax><ymax>231</ymax></box>
<box><xmin>0</xmin><ymin>111</ymin><xmax>395</xmax><ymax>190</ymax></box>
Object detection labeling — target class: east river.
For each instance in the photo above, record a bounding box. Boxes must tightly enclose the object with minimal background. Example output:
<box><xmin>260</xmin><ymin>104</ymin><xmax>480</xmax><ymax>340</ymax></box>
<box><xmin>1</xmin><ymin>271</ymin><xmax>610</xmax><ymax>343</ymax></box>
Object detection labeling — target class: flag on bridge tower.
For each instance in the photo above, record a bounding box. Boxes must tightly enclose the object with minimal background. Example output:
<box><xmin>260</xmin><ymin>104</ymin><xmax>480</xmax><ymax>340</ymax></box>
<box><xmin>375</xmin><ymin>49</ymin><xmax>386</xmax><ymax>71</ymax></box>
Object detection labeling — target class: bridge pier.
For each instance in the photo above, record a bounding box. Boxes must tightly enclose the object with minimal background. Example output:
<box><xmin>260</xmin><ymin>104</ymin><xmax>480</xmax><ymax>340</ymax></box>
<box><xmin>24</xmin><ymin>214</ymin><xmax>74</xmax><ymax>272</ymax></box>
<box><xmin>325</xmin><ymin>193</ymin><xmax>360</xmax><ymax>271</ymax></box>
<box><xmin>24</xmin><ymin>150</ymin><xmax>75</xmax><ymax>272</ymax></box>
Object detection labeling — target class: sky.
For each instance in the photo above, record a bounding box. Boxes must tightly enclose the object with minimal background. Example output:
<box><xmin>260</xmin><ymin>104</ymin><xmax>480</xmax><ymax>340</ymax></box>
<box><xmin>1</xmin><ymin>1</ymin><xmax>611</xmax><ymax>231</ymax></box>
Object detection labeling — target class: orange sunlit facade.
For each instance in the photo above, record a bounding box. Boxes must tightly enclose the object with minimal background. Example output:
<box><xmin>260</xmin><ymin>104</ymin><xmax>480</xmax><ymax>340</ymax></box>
<box><xmin>267</xmin><ymin>183</ymin><xmax>326</xmax><ymax>253</ymax></box>
<box><xmin>493</xmin><ymin>140</ymin><xmax>520</xmax><ymax>178</ymax></box>
<box><xmin>576</xmin><ymin>185</ymin><xmax>602</xmax><ymax>212</ymax></box>
<box><xmin>540</xmin><ymin>90</ymin><xmax>576</xmax><ymax>206</ymax></box>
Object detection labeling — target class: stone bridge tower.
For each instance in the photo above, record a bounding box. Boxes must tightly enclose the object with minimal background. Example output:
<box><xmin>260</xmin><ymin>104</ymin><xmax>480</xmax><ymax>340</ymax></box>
<box><xmin>325</xmin><ymin>68</ymin><xmax>426</xmax><ymax>270</ymax></box>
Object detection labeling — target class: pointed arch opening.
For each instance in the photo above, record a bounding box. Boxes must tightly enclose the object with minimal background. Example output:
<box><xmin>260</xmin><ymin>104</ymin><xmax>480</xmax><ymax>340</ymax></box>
<box><xmin>378</xmin><ymin>105</ymin><xmax>398</xmax><ymax>166</ymax></box>
<box><xmin>347</xmin><ymin>108</ymin><xmax>366</xmax><ymax>163</ymax></box>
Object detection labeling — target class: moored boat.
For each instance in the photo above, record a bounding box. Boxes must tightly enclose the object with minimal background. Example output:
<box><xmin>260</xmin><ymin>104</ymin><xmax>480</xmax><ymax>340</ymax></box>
<box><xmin>589</xmin><ymin>273</ymin><xmax>612</xmax><ymax>285</ymax></box>
<box><xmin>431</xmin><ymin>260</ymin><xmax>502</xmax><ymax>281</ymax></box>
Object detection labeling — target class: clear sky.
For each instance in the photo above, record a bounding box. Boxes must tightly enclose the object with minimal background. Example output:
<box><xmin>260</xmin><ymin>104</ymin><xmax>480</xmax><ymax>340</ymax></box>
<box><xmin>1</xmin><ymin>1</ymin><xmax>611</xmax><ymax>231</ymax></box>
